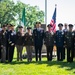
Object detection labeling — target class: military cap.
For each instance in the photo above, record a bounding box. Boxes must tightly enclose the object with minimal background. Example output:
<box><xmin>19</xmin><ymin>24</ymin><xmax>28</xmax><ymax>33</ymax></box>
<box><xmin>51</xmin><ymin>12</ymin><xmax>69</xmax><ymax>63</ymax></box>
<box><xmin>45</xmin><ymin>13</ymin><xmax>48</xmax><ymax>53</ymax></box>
<box><xmin>58</xmin><ymin>23</ymin><xmax>63</xmax><ymax>27</ymax></box>
<box><xmin>27</xmin><ymin>27</ymin><xmax>31</xmax><ymax>30</ymax></box>
<box><xmin>47</xmin><ymin>24</ymin><xmax>52</xmax><ymax>27</ymax></box>
<box><xmin>36</xmin><ymin>22</ymin><xmax>41</xmax><ymax>24</ymax></box>
<box><xmin>18</xmin><ymin>26</ymin><xmax>23</xmax><ymax>28</ymax></box>
<box><xmin>68</xmin><ymin>24</ymin><xmax>73</xmax><ymax>27</ymax></box>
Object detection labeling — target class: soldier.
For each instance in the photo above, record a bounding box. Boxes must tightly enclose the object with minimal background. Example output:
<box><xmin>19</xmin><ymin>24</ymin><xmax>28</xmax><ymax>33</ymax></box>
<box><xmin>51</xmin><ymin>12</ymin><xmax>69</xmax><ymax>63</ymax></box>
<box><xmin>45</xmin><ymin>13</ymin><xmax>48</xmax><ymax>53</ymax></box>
<box><xmin>33</xmin><ymin>22</ymin><xmax>44</xmax><ymax>61</ymax></box>
<box><xmin>24</xmin><ymin>27</ymin><xmax>34</xmax><ymax>62</ymax></box>
<box><xmin>0</xmin><ymin>28</ymin><xmax>2</xmax><ymax>61</ymax></box>
<box><xmin>65</xmin><ymin>24</ymin><xmax>74</xmax><ymax>62</ymax></box>
<box><xmin>16</xmin><ymin>26</ymin><xmax>24</xmax><ymax>61</ymax></box>
<box><xmin>8</xmin><ymin>24</ymin><xmax>16</xmax><ymax>62</ymax></box>
<box><xmin>6</xmin><ymin>24</ymin><xmax>12</xmax><ymax>60</ymax></box>
<box><xmin>63</xmin><ymin>23</ymin><xmax>68</xmax><ymax>59</ymax></box>
<box><xmin>44</xmin><ymin>24</ymin><xmax>54</xmax><ymax>61</ymax></box>
<box><xmin>0</xmin><ymin>25</ymin><xmax>7</xmax><ymax>63</ymax></box>
<box><xmin>55</xmin><ymin>23</ymin><xmax>65</xmax><ymax>61</ymax></box>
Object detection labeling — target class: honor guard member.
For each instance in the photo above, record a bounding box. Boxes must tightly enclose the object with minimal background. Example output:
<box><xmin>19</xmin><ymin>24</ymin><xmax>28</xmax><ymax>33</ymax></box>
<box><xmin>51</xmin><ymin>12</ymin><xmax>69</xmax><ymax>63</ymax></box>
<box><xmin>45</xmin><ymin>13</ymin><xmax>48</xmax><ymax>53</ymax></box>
<box><xmin>63</xmin><ymin>23</ymin><xmax>68</xmax><ymax>59</ymax></box>
<box><xmin>6</xmin><ymin>24</ymin><xmax>12</xmax><ymax>60</ymax></box>
<box><xmin>55</xmin><ymin>23</ymin><xmax>65</xmax><ymax>61</ymax></box>
<box><xmin>33</xmin><ymin>22</ymin><xmax>44</xmax><ymax>61</ymax></box>
<box><xmin>24</xmin><ymin>27</ymin><xmax>34</xmax><ymax>62</ymax></box>
<box><xmin>0</xmin><ymin>28</ymin><xmax>2</xmax><ymax>60</ymax></box>
<box><xmin>44</xmin><ymin>24</ymin><xmax>54</xmax><ymax>61</ymax></box>
<box><xmin>65</xmin><ymin>24</ymin><xmax>74</xmax><ymax>62</ymax></box>
<box><xmin>73</xmin><ymin>28</ymin><xmax>75</xmax><ymax>57</ymax></box>
<box><xmin>16</xmin><ymin>26</ymin><xmax>24</xmax><ymax>61</ymax></box>
<box><xmin>8</xmin><ymin>24</ymin><xmax>16</xmax><ymax>62</ymax></box>
<box><xmin>0</xmin><ymin>25</ymin><xmax>7</xmax><ymax>63</ymax></box>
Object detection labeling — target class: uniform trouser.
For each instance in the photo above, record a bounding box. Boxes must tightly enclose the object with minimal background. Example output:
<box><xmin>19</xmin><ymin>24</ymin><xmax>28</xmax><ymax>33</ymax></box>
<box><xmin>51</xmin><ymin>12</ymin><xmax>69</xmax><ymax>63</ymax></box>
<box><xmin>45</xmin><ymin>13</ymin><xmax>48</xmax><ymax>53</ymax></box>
<box><xmin>0</xmin><ymin>47</ymin><xmax>1</xmax><ymax>59</ymax></box>
<box><xmin>57</xmin><ymin>46</ymin><xmax>63</xmax><ymax>61</ymax></box>
<box><xmin>1</xmin><ymin>46</ymin><xmax>6</xmax><ymax>62</ymax></box>
<box><xmin>8</xmin><ymin>45</ymin><xmax>15</xmax><ymax>62</ymax></box>
<box><xmin>35</xmin><ymin>45</ymin><xmax>42</xmax><ymax>61</ymax></box>
<box><xmin>6</xmin><ymin>43</ymin><xmax>9</xmax><ymax>60</ymax></box>
<box><xmin>63</xmin><ymin>47</ymin><xmax>65</xmax><ymax>59</ymax></box>
<box><xmin>16</xmin><ymin>45</ymin><xmax>23</xmax><ymax>61</ymax></box>
<box><xmin>26</xmin><ymin>46</ymin><xmax>33</xmax><ymax>61</ymax></box>
<box><xmin>46</xmin><ymin>46</ymin><xmax>53</xmax><ymax>61</ymax></box>
<box><xmin>67</xmin><ymin>47</ymin><xmax>74</xmax><ymax>62</ymax></box>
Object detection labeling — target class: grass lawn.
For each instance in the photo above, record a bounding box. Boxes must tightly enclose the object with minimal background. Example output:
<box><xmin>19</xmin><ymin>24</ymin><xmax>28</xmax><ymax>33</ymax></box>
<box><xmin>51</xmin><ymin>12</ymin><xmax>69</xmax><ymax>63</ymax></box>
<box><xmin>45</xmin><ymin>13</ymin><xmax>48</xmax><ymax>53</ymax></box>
<box><xmin>0</xmin><ymin>48</ymin><xmax>75</xmax><ymax>75</ymax></box>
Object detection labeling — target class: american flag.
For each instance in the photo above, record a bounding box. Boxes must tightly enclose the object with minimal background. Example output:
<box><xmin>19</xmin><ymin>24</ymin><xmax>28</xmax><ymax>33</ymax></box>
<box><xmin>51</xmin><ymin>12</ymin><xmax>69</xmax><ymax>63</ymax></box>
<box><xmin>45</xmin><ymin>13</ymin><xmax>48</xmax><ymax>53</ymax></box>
<box><xmin>50</xmin><ymin>6</ymin><xmax>56</xmax><ymax>33</ymax></box>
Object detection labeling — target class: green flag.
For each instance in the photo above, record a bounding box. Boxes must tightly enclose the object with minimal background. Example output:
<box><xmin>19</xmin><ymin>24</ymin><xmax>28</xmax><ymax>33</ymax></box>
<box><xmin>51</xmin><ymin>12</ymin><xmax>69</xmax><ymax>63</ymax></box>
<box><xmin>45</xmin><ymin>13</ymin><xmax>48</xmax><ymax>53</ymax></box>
<box><xmin>21</xmin><ymin>8</ymin><xmax>26</xmax><ymax>26</ymax></box>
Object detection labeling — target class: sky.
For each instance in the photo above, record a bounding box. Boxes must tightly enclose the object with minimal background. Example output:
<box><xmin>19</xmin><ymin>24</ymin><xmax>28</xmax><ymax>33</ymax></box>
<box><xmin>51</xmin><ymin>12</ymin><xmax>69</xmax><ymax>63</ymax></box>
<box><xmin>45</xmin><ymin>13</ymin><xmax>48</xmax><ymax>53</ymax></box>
<box><xmin>13</xmin><ymin>0</ymin><xmax>75</xmax><ymax>28</ymax></box>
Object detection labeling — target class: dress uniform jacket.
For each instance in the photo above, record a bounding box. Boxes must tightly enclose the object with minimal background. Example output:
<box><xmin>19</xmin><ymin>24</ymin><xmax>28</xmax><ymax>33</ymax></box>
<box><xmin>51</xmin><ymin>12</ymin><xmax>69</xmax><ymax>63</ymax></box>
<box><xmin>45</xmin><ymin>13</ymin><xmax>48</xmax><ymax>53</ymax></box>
<box><xmin>0</xmin><ymin>30</ymin><xmax>7</xmax><ymax>46</ymax></box>
<box><xmin>16</xmin><ymin>32</ymin><xmax>24</xmax><ymax>46</ymax></box>
<box><xmin>55</xmin><ymin>30</ymin><xmax>65</xmax><ymax>47</ymax></box>
<box><xmin>24</xmin><ymin>32</ymin><xmax>34</xmax><ymax>46</ymax></box>
<box><xmin>44</xmin><ymin>31</ymin><xmax>54</xmax><ymax>46</ymax></box>
<box><xmin>33</xmin><ymin>28</ymin><xmax>44</xmax><ymax>46</ymax></box>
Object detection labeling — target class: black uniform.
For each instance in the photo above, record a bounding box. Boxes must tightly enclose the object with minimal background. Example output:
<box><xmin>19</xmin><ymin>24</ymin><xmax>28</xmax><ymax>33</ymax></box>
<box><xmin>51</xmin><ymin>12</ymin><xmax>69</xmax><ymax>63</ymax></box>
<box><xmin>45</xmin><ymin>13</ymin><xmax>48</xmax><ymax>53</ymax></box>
<box><xmin>73</xmin><ymin>31</ymin><xmax>75</xmax><ymax>57</ymax></box>
<box><xmin>44</xmin><ymin>31</ymin><xmax>54</xmax><ymax>61</ymax></box>
<box><xmin>63</xmin><ymin>29</ymin><xmax>68</xmax><ymax>59</ymax></box>
<box><xmin>0</xmin><ymin>42</ymin><xmax>1</xmax><ymax>60</ymax></box>
<box><xmin>33</xmin><ymin>28</ymin><xmax>44</xmax><ymax>61</ymax></box>
<box><xmin>8</xmin><ymin>30</ymin><xmax>16</xmax><ymax>62</ymax></box>
<box><xmin>0</xmin><ymin>29</ymin><xmax>7</xmax><ymax>62</ymax></box>
<box><xmin>6</xmin><ymin>30</ymin><xmax>11</xmax><ymax>60</ymax></box>
<box><xmin>65</xmin><ymin>31</ymin><xmax>74</xmax><ymax>62</ymax></box>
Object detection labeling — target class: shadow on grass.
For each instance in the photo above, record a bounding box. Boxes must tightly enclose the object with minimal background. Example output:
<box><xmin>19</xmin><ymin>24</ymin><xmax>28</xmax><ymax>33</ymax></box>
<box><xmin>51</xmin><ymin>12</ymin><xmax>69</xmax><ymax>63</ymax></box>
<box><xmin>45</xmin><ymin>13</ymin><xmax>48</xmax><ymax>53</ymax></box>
<box><xmin>2</xmin><ymin>58</ymin><xmax>75</xmax><ymax>72</ymax></box>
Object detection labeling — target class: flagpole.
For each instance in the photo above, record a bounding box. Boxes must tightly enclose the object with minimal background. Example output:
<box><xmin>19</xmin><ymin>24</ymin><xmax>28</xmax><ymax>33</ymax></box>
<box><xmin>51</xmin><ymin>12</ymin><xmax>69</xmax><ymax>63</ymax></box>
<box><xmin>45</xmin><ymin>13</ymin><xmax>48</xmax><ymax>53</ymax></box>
<box><xmin>45</xmin><ymin>0</ymin><xmax>47</xmax><ymax>26</ymax></box>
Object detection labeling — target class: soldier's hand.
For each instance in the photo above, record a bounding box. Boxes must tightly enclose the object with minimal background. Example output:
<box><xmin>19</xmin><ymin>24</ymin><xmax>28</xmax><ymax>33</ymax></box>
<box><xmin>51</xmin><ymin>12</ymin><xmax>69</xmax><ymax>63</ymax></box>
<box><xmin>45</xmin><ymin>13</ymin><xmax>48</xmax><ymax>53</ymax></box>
<box><xmin>1</xmin><ymin>45</ymin><xmax>3</xmax><ymax>48</ymax></box>
<box><xmin>11</xmin><ymin>43</ymin><xmax>14</xmax><ymax>46</ymax></box>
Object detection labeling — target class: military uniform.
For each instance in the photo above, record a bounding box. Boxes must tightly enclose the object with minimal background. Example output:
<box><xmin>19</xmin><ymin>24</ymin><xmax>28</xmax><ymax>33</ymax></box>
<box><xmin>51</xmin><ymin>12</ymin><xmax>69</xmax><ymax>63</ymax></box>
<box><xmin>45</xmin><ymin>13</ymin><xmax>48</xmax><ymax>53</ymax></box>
<box><xmin>16</xmin><ymin>26</ymin><xmax>24</xmax><ymax>61</ymax></box>
<box><xmin>63</xmin><ymin>28</ymin><xmax>68</xmax><ymax>59</ymax></box>
<box><xmin>24</xmin><ymin>27</ymin><xmax>34</xmax><ymax>62</ymax></box>
<box><xmin>44</xmin><ymin>24</ymin><xmax>54</xmax><ymax>61</ymax></box>
<box><xmin>33</xmin><ymin>25</ymin><xmax>44</xmax><ymax>61</ymax></box>
<box><xmin>55</xmin><ymin>23</ymin><xmax>65</xmax><ymax>61</ymax></box>
<box><xmin>65</xmin><ymin>24</ymin><xmax>74</xmax><ymax>62</ymax></box>
<box><xmin>8</xmin><ymin>25</ymin><xmax>16</xmax><ymax>62</ymax></box>
<box><xmin>0</xmin><ymin>40</ymin><xmax>1</xmax><ymax>60</ymax></box>
<box><xmin>0</xmin><ymin>29</ymin><xmax>7</xmax><ymax>63</ymax></box>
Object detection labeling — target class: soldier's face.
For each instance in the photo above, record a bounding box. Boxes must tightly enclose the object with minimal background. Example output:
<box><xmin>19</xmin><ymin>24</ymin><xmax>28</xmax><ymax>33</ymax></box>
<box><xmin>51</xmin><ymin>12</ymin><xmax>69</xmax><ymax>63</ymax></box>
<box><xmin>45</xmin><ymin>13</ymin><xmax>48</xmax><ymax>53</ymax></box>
<box><xmin>69</xmin><ymin>27</ymin><xmax>73</xmax><ymax>31</ymax></box>
<box><xmin>48</xmin><ymin>27</ymin><xmax>51</xmax><ymax>30</ymax></box>
<box><xmin>2</xmin><ymin>27</ymin><xmax>6</xmax><ymax>31</ymax></box>
<box><xmin>59</xmin><ymin>26</ymin><xmax>63</xmax><ymax>30</ymax></box>
<box><xmin>36</xmin><ymin>24</ymin><xmax>41</xmax><ymax>28</ymax></box>
<box><xmin>11</xmin><ymin>26</ymin><xmax>14</xmax><ymax>30</ymax></box>
<box><xmin>64</xmin><ymin>25</ymin><xmax>67</xmax><ymax>29</ymax></box>
<box><xmin>19</xmin><ymin>28</ymin><xmax>23</xmax><ymax>32</ymax></box>
<box><xmin>27</xmin><ymin>29</ymin><xmax>31</xmax><ymax>33</ymax></box>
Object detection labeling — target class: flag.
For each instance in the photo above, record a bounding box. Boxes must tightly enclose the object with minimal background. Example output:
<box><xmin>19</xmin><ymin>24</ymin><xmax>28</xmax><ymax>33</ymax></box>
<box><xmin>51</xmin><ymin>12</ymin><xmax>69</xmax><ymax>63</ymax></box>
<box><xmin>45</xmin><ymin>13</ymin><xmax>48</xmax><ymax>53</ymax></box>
<box><xmin>21</xmin><ymin>8</ymin><xmax>26</xmax><ymax>27</ymax></box>
<box><xmin>50</xmin><ymin>6</ymin><xmax>56</xmax><ymax>33</ymax></box>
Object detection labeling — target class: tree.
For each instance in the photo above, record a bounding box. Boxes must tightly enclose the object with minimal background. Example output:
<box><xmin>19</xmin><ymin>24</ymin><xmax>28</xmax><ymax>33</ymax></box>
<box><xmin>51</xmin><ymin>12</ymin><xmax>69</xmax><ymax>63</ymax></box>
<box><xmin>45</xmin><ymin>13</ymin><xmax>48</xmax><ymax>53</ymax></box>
<box><xmin>0</xmin><ymin>0</ymin><xmax>44</xmax><ymax>28</ymax></box>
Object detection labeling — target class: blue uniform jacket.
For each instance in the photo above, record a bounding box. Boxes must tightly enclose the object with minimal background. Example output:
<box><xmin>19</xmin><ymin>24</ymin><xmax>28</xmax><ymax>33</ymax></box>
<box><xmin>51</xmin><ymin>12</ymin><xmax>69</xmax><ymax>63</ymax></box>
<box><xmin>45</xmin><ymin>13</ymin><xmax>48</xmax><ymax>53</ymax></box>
<box><xmin>55</xmin><ymin>30</ymin><xmax>65</xmax><ymax>47</ymax></box>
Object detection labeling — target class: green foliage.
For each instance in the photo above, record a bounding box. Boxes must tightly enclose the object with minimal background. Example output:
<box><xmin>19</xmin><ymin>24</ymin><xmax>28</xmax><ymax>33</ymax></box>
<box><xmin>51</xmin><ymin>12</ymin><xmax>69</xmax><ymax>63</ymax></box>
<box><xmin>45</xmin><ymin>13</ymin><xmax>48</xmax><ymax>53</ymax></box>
<box><xmin>0</xmin><ymin>0</ymin><xmax>44</xmax><ymax>28</ymax></box>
